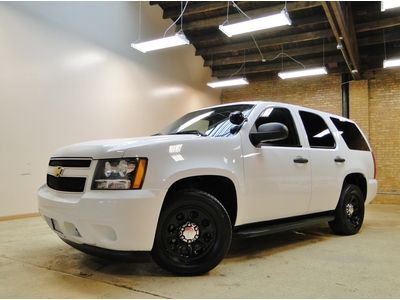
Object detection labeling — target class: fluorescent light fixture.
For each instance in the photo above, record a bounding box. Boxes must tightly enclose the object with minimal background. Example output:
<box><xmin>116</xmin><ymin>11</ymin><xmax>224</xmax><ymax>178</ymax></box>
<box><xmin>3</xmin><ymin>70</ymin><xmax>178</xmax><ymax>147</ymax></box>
<box><xmin>207</xmin><ymin>78</ymin><xmax>249</xmax><ymax>88</ymax></box>
<box><xmin>383</xmin><ymin>58</ymin><xmax>400</xmax><ymax>68</ymax></box>
<box><xmin>381</xmin><ymin>0</ymin><xmax>400</xmax><ymax>11</ymax></box>
<box><xmin>219</xmin><ymin>9</ymin><xmax>291</xmax><ymax>37</ymax></box>
<box><xmin>278</xmin><ymin>67</ymin><xmax>328</xmax><ymax>79</ymax></box>
<box><xmin>131</xmin><ymin>33</ymin><xmax>189</xmax><ymax>53</ymax></box>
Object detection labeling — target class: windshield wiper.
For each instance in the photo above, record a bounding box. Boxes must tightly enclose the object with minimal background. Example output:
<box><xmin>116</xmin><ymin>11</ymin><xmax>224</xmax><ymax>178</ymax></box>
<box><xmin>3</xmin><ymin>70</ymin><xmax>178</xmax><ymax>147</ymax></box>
<box><xmin>172</xmin><ymin>130</ymin><xmax>207</xmax><ymax>137</ymax></box>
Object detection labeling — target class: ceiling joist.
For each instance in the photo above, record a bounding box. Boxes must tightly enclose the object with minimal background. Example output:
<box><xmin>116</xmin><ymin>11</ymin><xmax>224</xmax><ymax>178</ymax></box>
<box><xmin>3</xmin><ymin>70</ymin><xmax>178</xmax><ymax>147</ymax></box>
<box><xmin>196</xmin><ymin>29</ymin><xmax>333</xmax><ymax>56</ymax></box>
<box><xmin>204</xmin><ymin>43</ymin><xmax>337</xmax><ymax>67</ymax></box>
<box><xmin>356</xmin><ymin>15</ymin><xmax>400</xmax><ymax>33</ymax></box>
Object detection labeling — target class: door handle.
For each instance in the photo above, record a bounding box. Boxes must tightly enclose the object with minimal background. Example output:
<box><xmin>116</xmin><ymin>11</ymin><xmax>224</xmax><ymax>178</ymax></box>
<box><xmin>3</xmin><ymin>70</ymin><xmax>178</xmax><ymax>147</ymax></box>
<box><xmin>334</xmin><ymin>157</ymin><xmax>346</xmax><ymax>163</ymax></box>
<box><xmin>293</xmin><ymin>157</ymin><xmax>309</xmax><ymax>164</ymax></box>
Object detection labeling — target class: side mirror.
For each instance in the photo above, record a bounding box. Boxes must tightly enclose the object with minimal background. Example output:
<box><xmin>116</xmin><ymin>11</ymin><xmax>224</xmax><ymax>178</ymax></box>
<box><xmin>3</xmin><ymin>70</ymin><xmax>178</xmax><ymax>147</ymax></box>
<box><xmin>249</xmin><ymin>122</ymin><xmax>289</xmax><ymax>146</ymax></box>
<box><xmin>229</xmin><ymin>111</ymin><xmax>246</xmax><ymax>125</ymax></box>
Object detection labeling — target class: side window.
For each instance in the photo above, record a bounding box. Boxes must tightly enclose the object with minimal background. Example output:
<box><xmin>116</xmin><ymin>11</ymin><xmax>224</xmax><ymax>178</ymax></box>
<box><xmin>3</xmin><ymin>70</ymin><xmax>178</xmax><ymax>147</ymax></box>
<box><xmin>330</xmin><ymin>117</ymin><xmax>370</xmax><ymax>151</ymax></box>
<box><xmin>299</xmin><ymin>111</ymin><xmax>336</xmax><ymax>148</ymax></box>
<box><xmin>253</xmin><ymin>107</ymin><xmax>300</xmax><ymax>147</ymax></box>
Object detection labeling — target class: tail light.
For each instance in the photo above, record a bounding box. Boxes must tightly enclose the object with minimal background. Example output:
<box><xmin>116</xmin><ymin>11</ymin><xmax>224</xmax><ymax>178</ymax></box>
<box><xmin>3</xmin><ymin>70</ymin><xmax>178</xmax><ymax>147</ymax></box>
<box><xmin>372</xmin><ymin>152</ymin><xmax>377</xmax><ymax>179</ymax></box>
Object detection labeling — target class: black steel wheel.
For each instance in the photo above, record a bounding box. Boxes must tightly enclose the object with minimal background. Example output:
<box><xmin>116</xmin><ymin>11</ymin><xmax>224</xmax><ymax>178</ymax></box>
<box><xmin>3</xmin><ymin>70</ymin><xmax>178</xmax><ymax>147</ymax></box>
<box><xmin>329</xmin><ymin>184</ymin><xmax>365</xmax><ymax>235</ymax></box>
<box><xmin>152</xmin><ymin>190</ymin><xmax>232</xmax><ymax>275</ymax></box>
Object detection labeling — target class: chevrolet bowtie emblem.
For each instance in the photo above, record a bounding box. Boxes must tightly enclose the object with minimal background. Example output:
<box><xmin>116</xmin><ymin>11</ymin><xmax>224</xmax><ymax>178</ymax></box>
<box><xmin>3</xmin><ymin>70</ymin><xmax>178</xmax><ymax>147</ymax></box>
<box><xmin>54</xmin><ymin>166</ymin><xmax>64</xmax><ymax>177</ymax></box>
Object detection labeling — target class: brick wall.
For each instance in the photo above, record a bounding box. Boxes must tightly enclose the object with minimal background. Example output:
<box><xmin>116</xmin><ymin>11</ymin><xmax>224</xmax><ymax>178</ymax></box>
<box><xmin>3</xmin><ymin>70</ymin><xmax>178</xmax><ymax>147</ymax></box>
<box><xmin>365</xmin><ymin>69</ymin><xmax>400</xmax><ymax>204</ymax></box>
<box><xmin>221</xmin><ymin>69</ymin><xmax>400</xmax><ymax>204</ymax></box>
<box><xmin>222</xmin><ymin>74</ymin><xmax>342</xmax><ymax>115</ymax></box>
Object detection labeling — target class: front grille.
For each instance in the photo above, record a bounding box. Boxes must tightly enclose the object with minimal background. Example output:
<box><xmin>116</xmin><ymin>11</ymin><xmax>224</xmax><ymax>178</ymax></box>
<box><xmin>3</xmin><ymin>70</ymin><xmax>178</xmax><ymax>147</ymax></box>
<box><xmin>47</xmin><ymin>174</ymin><xmax>86</xmax><ymax>192</ymax></box>
<box><xmin>49</xmin><ymin>159</ymin><xmax>91</xmax><ymax>168</ymax></box>
<box><xmin>47</xmin><ymin>158</ymin><xmax>91</xmax><ymax>192</ymax></box>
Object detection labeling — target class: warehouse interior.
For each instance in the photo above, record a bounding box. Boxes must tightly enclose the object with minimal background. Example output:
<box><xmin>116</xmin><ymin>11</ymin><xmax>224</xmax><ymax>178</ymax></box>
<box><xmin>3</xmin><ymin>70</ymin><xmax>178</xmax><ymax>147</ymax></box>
<box><xmin>0</xmin><ymin>1</ymin><xmax>399</xmax><ymax>298</ymax></box>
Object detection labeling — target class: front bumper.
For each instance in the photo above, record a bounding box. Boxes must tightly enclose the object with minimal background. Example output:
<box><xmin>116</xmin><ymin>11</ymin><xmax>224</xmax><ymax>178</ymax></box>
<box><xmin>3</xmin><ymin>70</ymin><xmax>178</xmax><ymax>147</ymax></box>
<box><xmin>61</xmin><ymin>238</ymin><xmax>149</xmax><ymax>261</ymax></box>
<box><xmin>38</xmin><ymin>184</ymin><xmax>166</xmax><ymax>251</ymax></box>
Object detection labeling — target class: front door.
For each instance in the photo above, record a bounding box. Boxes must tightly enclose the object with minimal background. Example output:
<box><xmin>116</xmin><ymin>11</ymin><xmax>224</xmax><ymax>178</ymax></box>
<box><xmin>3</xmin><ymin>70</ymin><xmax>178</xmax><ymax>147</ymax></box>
<box><xmin>240</xmin><ymin>106</ymin><xmax>311</xmax><ymax>224</ymax></box>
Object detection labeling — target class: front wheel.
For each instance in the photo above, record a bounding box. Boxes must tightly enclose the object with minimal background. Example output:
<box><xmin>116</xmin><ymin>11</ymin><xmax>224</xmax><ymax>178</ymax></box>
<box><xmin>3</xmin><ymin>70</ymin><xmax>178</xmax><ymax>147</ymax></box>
<box><xmin>329</xmin><ymin>184</ymin><xmax>365</xmax><ymax>235</ymax></box>
<box><xmin>152</xmin><ymin>190</ymin><xmax>232</xmax><ymax>276</ymax></box>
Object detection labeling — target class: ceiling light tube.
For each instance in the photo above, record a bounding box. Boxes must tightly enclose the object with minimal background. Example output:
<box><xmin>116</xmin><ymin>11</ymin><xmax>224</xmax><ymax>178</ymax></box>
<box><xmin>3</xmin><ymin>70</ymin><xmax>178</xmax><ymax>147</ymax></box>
<box><xmin>383</xmin><ymin>58</ymin><xmax>400</xmax><ymax>68</ymax></box>
<box><xmin>278</xmin><ymin>67</ymin><xmax>328</xmax><ymax>79</ymax></box>
<box><xmin>207</xmin><ymin>78</ymin><xmax>249</xmax><ymax>88</ymax></box>
<box><xmin>219</xmin><ymin>9</ymin><xmax>291</xmax><ymax>37</ymax></box>
<box><xmin>131</xmin><ymin>33</ymin><xmax>189</xmax><ymax>53</ymax></box>
<box><xmin>381</xmin><ymin>0</ymin><xmax>400</xmax><ymax>11</ymax></box>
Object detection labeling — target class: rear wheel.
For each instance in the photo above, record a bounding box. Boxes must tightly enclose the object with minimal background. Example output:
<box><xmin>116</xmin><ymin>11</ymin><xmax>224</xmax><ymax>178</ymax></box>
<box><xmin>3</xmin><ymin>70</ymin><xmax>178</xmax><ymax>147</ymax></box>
<box><xmin>152</xmin><ymin>190</ymin><xmax>232</xmax><ymax>276</ymax></box>
<box><xmin>329</xmin><ymin>184</ymin><xmax>365</xmax><ymax>235</ymax></box>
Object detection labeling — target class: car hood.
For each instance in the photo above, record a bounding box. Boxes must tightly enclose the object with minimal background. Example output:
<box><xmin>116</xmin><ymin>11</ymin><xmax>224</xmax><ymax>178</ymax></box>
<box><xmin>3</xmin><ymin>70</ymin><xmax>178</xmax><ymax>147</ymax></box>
<box><xmin>52</xmin><ymin>135</ymin><xmax>201</xmax><ymax>159</ymax></box>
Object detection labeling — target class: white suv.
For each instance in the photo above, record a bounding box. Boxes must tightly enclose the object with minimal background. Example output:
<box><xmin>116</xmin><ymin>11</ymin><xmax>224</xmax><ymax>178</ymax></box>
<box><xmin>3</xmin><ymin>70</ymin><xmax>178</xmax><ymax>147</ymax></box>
<box><xmin>38</xmin><ymin>101</ymin><xmax>378</xmax><ymax>275</ymax></box>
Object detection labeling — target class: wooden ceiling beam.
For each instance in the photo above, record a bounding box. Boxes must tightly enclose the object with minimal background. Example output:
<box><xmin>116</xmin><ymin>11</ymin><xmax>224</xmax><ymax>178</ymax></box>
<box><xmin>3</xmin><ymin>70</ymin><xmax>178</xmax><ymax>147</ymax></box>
<box><xmin>358</xmin><ymin>30</ymin><xmax>400</xmax><ymax>46</ymax></box>
<box><xmin>212</xmin><ymin>54</ymin><xmax>343</xmax><ymax>78</ymax></box>
<box><xmin>332</xmin><ymin>2</ymin><xmax>361</xmax><ymax>76</ymax></box>
<box><xmin>196</xmin><ymin>29</ymin><xmax>332</xmax><ymax>56</ymax></box>
<box><xmin>204</xmin><ymin>43</ymin><xmax>337</xmax><ymax>67</ymax></box>
<box><xmin>322</xmin><ymin>1</ymin><xmax>360</xmax><ymax>79</ymax></box>
<box><xmin>182</xmin><ymin>1</ymin><xmax>321</xmax><ymax>32</ymax></box>
<box><xmin>162</xmin><ymin>2</ymin><xmax>234</xmax><ymax>19</ymax></box>
<box><xmin>356</xmin><ymin>16</ymin><xmax>400</xmax><ymax>33</ymax></box>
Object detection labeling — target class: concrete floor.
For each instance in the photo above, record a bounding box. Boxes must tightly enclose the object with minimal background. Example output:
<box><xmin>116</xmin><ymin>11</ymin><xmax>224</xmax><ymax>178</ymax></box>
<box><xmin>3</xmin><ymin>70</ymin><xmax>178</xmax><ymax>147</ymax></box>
<box><xmin>1</xmin><ymin>204</ymin><xmax>399</xmax><ymax>298</ymax></box>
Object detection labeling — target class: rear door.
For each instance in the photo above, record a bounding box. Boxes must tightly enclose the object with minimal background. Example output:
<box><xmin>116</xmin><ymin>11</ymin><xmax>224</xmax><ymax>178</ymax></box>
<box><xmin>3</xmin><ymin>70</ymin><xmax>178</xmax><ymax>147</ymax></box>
<box><xmin>298</xmin><ymin>111</ymin><xmax>345</xmax><ymax>213</ymax></box>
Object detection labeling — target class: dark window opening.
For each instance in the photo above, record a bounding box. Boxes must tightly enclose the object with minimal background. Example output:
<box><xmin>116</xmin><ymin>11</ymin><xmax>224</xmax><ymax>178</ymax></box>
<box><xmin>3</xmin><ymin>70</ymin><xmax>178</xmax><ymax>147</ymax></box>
<box><xmin>253</xmin><ymin>107</ymin><xmax>301</xmax><ymax>147</ymax></box>
<box><xmin>331</xmin><ymin>117</ymin><xmax>370</xmax><ymax>151</ymax></box>
<box><xmin>299</xmin><ymin>111</ymin><xmax>335</xmax><ymax>149</ymax></box>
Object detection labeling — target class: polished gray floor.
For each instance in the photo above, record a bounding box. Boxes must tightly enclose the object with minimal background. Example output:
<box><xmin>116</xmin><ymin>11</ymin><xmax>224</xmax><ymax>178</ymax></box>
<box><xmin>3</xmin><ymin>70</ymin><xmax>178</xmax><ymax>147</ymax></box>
<box><xmin>1</xmin><ymin>204</ymin><xmax>399</xmax><ymax>298</ymax></box>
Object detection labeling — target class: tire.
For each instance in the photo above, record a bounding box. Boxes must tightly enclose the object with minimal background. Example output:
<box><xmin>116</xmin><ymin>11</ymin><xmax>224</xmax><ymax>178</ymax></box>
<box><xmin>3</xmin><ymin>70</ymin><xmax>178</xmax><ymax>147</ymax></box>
<box><xmin>151</xmin><ymin>190</ymin><xmax>232</xmax><ymax>276</ymax></box>
<box><xmin>329</xmin><ymin>184</ymin><xmax>365</xmax><ymax>235</ymax></box>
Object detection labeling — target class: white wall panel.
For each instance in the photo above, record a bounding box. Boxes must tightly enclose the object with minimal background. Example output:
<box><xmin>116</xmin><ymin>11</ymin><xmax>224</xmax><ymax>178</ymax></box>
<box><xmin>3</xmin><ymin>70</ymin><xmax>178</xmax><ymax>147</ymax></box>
<box><xmin>0</xmin><ymin>2</ymin><xmax>220</xmax><ymax>217</ymax></box>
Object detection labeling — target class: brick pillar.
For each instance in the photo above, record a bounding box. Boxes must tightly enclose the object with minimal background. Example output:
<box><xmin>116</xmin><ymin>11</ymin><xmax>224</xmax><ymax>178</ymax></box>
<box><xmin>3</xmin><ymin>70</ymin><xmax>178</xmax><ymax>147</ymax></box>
<box><xmin>349</xmin><ymin>80</ymin><xmax>369</xmax><ymax>137</ymax></box>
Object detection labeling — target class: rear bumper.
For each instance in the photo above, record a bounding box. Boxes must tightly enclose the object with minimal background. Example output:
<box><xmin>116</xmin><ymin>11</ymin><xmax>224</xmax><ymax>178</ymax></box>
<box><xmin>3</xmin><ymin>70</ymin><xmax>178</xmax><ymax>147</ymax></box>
<box><xmin>366</xmin><ymin>179</ymin><xmax>378</xmax><ymax>204</ymax></box>
<box><xmin>38</xmin><ymin>184</ymin><xmax>166</xmax><ymax>251</ymax></box>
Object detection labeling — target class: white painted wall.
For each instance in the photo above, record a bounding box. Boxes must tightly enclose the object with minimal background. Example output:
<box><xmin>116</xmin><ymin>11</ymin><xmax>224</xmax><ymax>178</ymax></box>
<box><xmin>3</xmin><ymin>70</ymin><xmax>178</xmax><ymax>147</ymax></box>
<box><xmin>0</xmin><ymin>2</ymin><xmax>220</xmax><ymax>217</ymax></box>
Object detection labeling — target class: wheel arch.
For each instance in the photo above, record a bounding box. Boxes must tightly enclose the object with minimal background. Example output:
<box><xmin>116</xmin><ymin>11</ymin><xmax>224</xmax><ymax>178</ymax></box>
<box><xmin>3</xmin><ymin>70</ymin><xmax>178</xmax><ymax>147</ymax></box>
<box><xmin>162</xmin><ymin>175</ymin><xmax>238</xmax><ymax>227</ymax></box>
<box><xmin>342</xmin><ymin>173</ymin><xmax>367</xmax><ymax>201</ymax></box>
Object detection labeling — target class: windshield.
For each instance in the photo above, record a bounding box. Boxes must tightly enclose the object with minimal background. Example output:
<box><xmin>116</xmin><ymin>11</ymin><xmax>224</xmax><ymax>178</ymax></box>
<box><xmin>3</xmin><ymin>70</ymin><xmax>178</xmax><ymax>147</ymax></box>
<box><xmin>159</xmin><ymin>104</ymin><xmax>254</xmax><ymax>137</ymax></box>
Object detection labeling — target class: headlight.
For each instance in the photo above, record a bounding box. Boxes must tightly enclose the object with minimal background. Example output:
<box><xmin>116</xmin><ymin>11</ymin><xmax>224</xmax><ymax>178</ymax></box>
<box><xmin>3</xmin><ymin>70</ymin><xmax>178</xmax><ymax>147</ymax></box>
<box><xmin>92</xmin><ymin>158</ymin><xmax>147</xmax><ymax>190</ymax></box>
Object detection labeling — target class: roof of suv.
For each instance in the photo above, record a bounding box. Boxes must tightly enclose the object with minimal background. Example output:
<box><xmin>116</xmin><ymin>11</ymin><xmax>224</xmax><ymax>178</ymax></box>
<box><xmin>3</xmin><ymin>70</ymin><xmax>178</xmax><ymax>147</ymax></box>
<box><xmin>204</xmin><ymin>101</ymin><xmax>352</xmax><ymax>123</ymax></box>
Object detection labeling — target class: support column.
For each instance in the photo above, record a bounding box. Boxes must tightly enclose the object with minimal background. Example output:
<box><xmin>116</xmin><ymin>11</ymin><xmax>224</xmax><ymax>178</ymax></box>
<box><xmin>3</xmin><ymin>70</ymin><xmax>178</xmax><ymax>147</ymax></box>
<box><xmin>341</xmin><ymin>73</ymin><xmax>351</xmax><ymax>118</ymax></box>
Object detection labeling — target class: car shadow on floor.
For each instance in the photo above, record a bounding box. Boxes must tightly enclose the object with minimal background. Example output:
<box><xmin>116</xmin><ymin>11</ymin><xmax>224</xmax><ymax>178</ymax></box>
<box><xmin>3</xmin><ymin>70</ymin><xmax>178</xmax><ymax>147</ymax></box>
<box><xmin>227</xmin><ymin>224</ymin><xmax>334</xmax><ymax>259</ymax></box>
<box><xmin>69</xmin><ymin>224</ymin><xmax>336</xmax><ymax>277</ymax></box>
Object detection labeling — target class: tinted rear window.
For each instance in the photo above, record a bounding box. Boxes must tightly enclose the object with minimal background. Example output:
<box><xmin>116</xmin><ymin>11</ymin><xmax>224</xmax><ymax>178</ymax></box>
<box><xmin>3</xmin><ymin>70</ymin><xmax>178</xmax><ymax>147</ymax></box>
<box><xmin>330</xmin><ymin>117</ymin><xmax>370</xmax><ymax>151</ymax></box>
<box><xmin>299</xmin><ymin>111</ymin><xmax>336</xmax><ymax>148</ymax></box>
